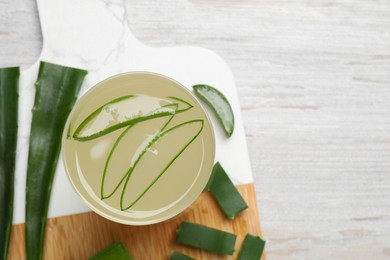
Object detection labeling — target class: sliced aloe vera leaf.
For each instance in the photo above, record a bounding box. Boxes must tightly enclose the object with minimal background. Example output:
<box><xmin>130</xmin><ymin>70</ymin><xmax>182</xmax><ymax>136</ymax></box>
<box><xmin>120</xmin><ymin>120</ymin><xmax>204</xmax><ymax>210</ymax></box>
<box><xmin>167</xmin><ymin>96</ymin><xmax>193</xmax><ymax>112</ymax></box>
<box><xmin>0</xmin><ymin>67</ymin><xmax>19</xmax><ymax>260</ymax></box>
<box><xmin>26</xmin><ymin>62</ymin><xmax>87</xmax><ymax>260</ymax></box>
<box><xmin>89</xmin><ymin>241</ymin><xmax>133</xmax><ymax>260</ymax></box>
<box><xmin>176</xmin><ymin>222</ymin><xmax>237</xmax><ymax>255</ymax></box>
<box><xmin>73</xmin><ymin>95</ymin><xmax>192</xmax><ymax>141</ymax></box>
<box><xmin>208</xmin><ymin>162</ymin><xmax>248</xmax><ymax>219</ymax></box>
<box><xmin>238</xmin><ymin>234</ymin><xmax>266</xmax><ymax>260</ymax></box>
<box><xmin>204</xmin><ymin>161</ymin><xmax>218</xmax><ymax>190</ymax></box>
<box><xmin>170</xmin><ymin>251</ymin><xmax>194</xmax><ymax>260</ymax></box>
<box><xmin>193</xmin><ymin>84</ymin><xmax>234</xmax><ymax>137</ymax></box>
<box><xmin>101</xmin><ymin>104</ymin><xmax>178</xmax><ymax>199</ymax></box>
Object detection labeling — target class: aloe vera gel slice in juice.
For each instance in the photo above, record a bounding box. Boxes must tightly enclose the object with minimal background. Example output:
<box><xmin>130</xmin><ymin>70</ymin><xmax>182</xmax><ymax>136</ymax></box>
<box><xmin>62</xmin><ymin>72</ymin><xmax>215</xmax><ymax>225</ymax></box>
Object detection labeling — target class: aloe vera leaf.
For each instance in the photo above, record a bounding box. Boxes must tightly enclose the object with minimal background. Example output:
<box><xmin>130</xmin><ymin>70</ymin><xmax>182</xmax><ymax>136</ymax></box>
<box><xmin>89</xmin><ymin>241</ymin><xmax>133</xmax><ymax>260</ymax></box>
<box><xmin>193</xmin><ymin>84</ymin><xmax>234</xmax><ymax>137</ymax></box>
<box><xmin>176</xmin><ymin>222</ymin><xmax>237</xmax><ymax>255</ymax></box>
<box><xmin>0</xmin><ymin>67</ymin><xmax>19</xmax><ymax>260</ymax></box>
<box><xmin>208</xmin><ymin>162</ymin><xmax>248</xmax><ymax>219</ymax></box>
<box><xmin>26</xmin><ymin>61</ymin><xmax>87</xmax><ymax>260</ymax></box>
<box><xmin>167</xmin><ymin>96</ymin><xmax>193</xmax><ymax>112</ymax></box>
<box><xmin>170</xmin><ymin>251</ymin><xmax>194</xmax><ymax>260</ymax></box>
<box><xmin>101</xmin><ymin>104</ymin><xmax>178</xmax><ymax>199</ymax></box>
<box><xmin>73</xmin><ymin>95</ymin><xmax>192</xmax><ymax>141</ymax></box>
<box><xmin>120</xmin><ymin>120</ymin><xmax>204</xmax><ymax>210</ymax></box>
<box><xmin>237</xmin><ymin>234</ymin><xmax>266</xmax><ymax>260</ymax></box>
<box><xmin>204</xmin><ymin>162</ymin><xmax>218</xmax><ymax>190</ymax></box>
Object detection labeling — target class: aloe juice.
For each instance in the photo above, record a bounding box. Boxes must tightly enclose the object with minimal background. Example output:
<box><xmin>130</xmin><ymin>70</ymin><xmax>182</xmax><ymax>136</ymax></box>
<box><xmin>62</xmin><ymin>72</ymin><xmax>215</xmax><ymax>224</ymax></box>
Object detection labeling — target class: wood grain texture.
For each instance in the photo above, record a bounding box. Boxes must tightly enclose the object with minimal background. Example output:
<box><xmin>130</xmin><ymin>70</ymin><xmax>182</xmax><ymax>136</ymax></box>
<box><xmin>8</xmin><ymin>184</ymin><xmax>263</xmax><ymax>260</ymax></box>
<box><xmin>1</xmin><ymin>0</ymin><xmax>390</xmax><ymax>259</ymax></box>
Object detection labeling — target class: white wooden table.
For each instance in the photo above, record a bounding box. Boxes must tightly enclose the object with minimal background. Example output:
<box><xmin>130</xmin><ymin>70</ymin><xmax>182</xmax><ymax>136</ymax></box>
<box><xmin>1</xmin><ymin>0</ymin><xmax>390</xmax><ymax>259</ymax></box>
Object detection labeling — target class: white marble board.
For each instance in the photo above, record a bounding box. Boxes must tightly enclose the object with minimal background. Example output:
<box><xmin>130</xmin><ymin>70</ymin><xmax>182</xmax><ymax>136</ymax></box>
<box><xmin>13</xmin><ymin>0</ymin><xmax>254</xmax><ymax>224</ymax></box>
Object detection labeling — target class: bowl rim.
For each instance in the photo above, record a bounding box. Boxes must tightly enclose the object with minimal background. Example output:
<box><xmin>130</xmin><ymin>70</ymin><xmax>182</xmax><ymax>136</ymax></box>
<box><xmin>61</xmin><ymin>71</ymin><xmax>215</xmax><ymax>225</ymax></box>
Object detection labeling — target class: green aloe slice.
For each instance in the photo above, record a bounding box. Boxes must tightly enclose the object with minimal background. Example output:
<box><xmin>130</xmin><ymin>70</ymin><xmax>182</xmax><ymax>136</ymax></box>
<box><xmin>176</xmin><ymin>222</ymin><xmax>237</xmax><ymax>255</ymax></box>
<box><xmin>208</xmin><ymin>162</ymin><xmax>248</xmax><ymax>219</ymax></box>
<box><xmin>120</xmin><ymin>120</ymin><xmax>204</xmax><ymax>210</ymax></box>
<box><xmin>89</xmin><ymin>241</ymin><xmax>133</xmax><ymax>260</ymax></box>
<box><xmin>193</xmin><ymin>84</ymin><xmax>234</xmax><ymax>137</ymax></box>
<box><xmin>237</xmin><ymin>234</ymin><xmax>266</xmax><ymax>260</ymax></box>
<box><xmin>167</xmin><ymin>96</ymin><xmax>193</xmax><ymax>112</ymax></box>
<box><xmin>73</xmin><ymin>95</ymin><xmax>192</xmax><ymax>141</ymax></box>
<box><xmin>26</xmin><ymin>62</ymin><xmax>87</xmax><ymax>260</ymax></box>
<box><xmin>101</xmin><ymin>104</ymin><xmax>178</xmax><ymax>199</ymax></box>
<box><xmin>170</xmin><ymin>251</ymin><xmax>194</xmax><ymax>260</ymax></box>
<box><xmin>0</xmin><ymin>67</ymin><xmax>19</xmax><ymax>260</ymax></box>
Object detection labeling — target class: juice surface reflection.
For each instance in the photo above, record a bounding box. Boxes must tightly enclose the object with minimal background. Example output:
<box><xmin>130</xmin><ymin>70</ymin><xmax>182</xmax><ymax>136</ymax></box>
<box><xmin>63</xmin><ymin>73</ymin><xmax>214</xmax><ymax>224</ymax></box>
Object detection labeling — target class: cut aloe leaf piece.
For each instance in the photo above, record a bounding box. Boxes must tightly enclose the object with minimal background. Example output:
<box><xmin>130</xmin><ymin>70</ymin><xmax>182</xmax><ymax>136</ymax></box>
<box><xmin>176</xmin><ymin>222</ymin><xmax>237</xmax><ymax>255</ymax></box>
<box><xmin>101</xmin><ymin>104</ymin><xmax>178</xmax><ymax>199</ymax></box>
<box><xmin>26</xmin><ymin>62</ymin><xmax>87</xmax><ymax>260</ymax></box>
<box><xmin>167</xmin><ymin>96</ymin><xmax>193</xmax><ymax>112</ymax></box>
<box><xmin>193</xmin><ymin>84</ymin><xmax>234</xmax><ymax>137</ymax></box>
<box><xmin>89</xmin><ymin>241</ymin><xmax>133</xmax><ymax>260</ymax></box>
<box><xmin>208</xmin><ymin>162</ymin><xmax>248</xmax><ymax>219</ymax></box>
<box><xmin>170</xmin><ymin>251</ymin><xmax>194</xmax><ymax>260</ymax></box>
<box><xmin>238</xmin><ymin>234</ymin><xmax>266</xmax><ymax>260</ymax></box>
<box><xmin>121</xmin><ymin>120</ymin><xmax>204</xmax><ymax>210</ymax></box>
<box><xmin>73</xmin><ymin>95</ymin><xmax>192</xmax><ymax>141</ymax></box>
<box><xmin>204</xmin><ymin>161</ymin><xmax>218</xmax><ymax>190</ymax></box>
<box><xmin>0</xmin><ymin>67</ymin><xmax>19</xmax><ymax>260</ymax></box>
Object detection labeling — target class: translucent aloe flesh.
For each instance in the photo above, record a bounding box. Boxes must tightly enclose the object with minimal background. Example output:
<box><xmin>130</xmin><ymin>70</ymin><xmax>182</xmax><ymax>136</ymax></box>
<box><xmin>26</xmin><ymin>62</ymin><xmax>87</xmax><ymax>260</ymax></box>
<box><xmin>120</xmin><ymin>120</ymin><xmax>204</xmax><ymax>210</ymax></box>
<box><xmin>101</xmin><ymin>104</ymin><xmax>178</xmax><ymax>199</ymax></box>
<box><xmin>71</xmin><ymin>93</ymin><xmax>205</xmax><ymax>211</ymax></box>
<box><xmin>73</xmin><ymin>95</ymin><xmax>192</xmax><ymax>141</ymax></box>
<box><xmin>0</xmin><ymin>67</ymin><xmax>19</xmax><ymax>260</ymax></box>
<box><xmin>176</xmin><ymin>221</ymin><xmax>237</xmax><ymax>255</ymax></box>
<box><xmin>193</xmin><ymin>84</ymin><xmax>234</xmax><ymax>137</ymax></box>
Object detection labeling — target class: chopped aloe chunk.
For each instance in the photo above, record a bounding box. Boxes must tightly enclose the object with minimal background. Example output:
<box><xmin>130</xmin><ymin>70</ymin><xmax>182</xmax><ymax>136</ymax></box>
<box><xmin>73</xmin><ymin>95</ymin><xmax>192</xmax><ymax>141</ymax></box>
<box><xmin>0</xmin><ymin>67</ymin><xmax>19</xmax><ymax>260</ymax></box>
<box><xmin>89</xmin><ymin>241</ymin><xmax>133</xmax><ymax>260</ymax></box>
<box><xmin>193</xmin><ymin>84</ymin><xmax>234</xmax><ymax>137</ymax></box>
<box><xmin>170</xmin><ymin>251</ymin><xmax>194</xmax><ymax>260</ymax></box>
<box><xmin>176</xmin><ymin>222</ymin><xmax>237</xmax><ymax>255</ymax></box>
<box><xmin>204</xmin><ymin>162</ymin><xmax>218</xmax><ymax>190</ymax></box>
<box><xmin>238</xmin><ymin>234</ymin><xmax>266</xmax><ymax>260</ymax></box>
<box><xmin>208</xmin><ymin>162</ymin><xmax>248</xmax><ymax>219</ymax></box>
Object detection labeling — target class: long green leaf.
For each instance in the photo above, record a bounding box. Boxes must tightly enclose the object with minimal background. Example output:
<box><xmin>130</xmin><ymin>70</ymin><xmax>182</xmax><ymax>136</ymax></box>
<box><xmin>0</xmin><ymin>67</ymin><xmax>19</xmax><ymax>260</ymax></box>
<box><xmin>120</xmin><ymin>120</ymin><xmax>204</xmax><ymax>210</ymax></box>
<box><xmin>26</xmin><ymin>61</ymin><xmax>87</xmax><ymax>260</ymax></box>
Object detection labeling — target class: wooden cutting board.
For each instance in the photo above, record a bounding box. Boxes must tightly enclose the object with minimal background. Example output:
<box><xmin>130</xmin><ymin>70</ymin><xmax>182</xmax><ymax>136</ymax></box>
<box><xmin>9</xmin><ymin>184</ymin><xmax>264</xmax><ymax>259</ymax></box>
